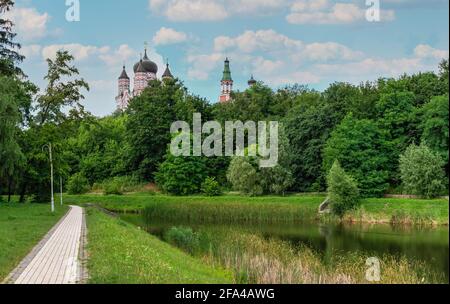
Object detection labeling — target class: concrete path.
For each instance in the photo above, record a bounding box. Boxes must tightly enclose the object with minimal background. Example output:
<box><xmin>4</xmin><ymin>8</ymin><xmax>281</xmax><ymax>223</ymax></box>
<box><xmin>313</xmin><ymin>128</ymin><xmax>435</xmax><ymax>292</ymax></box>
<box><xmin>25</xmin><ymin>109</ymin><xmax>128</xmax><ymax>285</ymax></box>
<box><xmin>6</xmin><ymin>205</ymin><xmax>87</xmax><ymax>284</ymax></box>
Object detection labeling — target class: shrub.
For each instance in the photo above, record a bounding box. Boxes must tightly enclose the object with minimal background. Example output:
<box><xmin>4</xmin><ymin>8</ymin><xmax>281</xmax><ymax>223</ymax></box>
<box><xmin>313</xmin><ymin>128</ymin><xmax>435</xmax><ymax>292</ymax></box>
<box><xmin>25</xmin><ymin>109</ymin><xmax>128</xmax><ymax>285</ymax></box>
<box><xmin>201</xmin><ymin>177</ymin><xmax>223</xmax><ymax>196</ymax></box>
<box><xmin>164</xmin><ymin>226</ymin><xmax>200</xmax><ymax>254</ymax></box>
<box><xmin>327</xmin><ymin>160</ymin><xmax>360</xmax><ymax>217</ymax></box>
<box><xmin>399</xmin><ymin>143</ymin><xmax>446</xmax><ymax>198</ymax></box>
<box><xmin>227</xmin><ymin>157</ymin><xmax>263</xmax><ymax>196</ymax></box>
<box><xmin>67</xmin><ymin>173</ymin><xmax>90</xmax><ymax>195</ymax></box>
<box><xmin>155</xmin><ymin>154</ymin><xmax>209</xmax><ymax>195</ymax></box>
<box><xmin>261</xmin><ymin>166</ymin><xmax>294</xmax><ymax>195</ymax></box>
<box><xmin>103</xmin><ymin>178</ymin><xmax>124</xmax><ymax>195</ymax></box>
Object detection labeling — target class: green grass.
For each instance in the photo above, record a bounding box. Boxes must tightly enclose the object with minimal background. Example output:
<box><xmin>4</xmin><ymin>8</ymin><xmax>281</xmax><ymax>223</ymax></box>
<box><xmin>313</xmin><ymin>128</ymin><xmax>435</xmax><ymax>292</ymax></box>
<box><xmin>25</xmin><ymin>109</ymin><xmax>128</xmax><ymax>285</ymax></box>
<box><xmin>86</xmin><ymin>207</ymin><xmax>232</xmax><ymax>284</ymax></box>
<box><xmin>0</xmin><ymin>203</ymin><xmax>68</xmax><ymax>281</ymax></box>
<box><xmin>65</xmin><ymin>193</ymin><xmax>449</xmax><ymax>225</ymax></box>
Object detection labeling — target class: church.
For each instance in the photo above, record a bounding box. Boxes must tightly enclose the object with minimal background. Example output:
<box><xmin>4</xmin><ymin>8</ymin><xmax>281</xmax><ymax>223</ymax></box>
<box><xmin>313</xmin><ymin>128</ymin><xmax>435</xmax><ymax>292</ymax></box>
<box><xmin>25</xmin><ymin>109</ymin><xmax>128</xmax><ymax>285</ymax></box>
<box><xmin>115</xmin><ymin>48</ymin><xmax>257</xmax><ymax>110</ymax></box>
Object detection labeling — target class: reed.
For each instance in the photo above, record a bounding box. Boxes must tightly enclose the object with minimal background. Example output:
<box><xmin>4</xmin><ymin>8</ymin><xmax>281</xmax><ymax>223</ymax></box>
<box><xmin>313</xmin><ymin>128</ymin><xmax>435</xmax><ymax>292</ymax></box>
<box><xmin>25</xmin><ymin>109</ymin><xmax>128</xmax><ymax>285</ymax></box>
<box><xmin>169</xmin><ymin>227</ymin><xmax>446</xmax><ymax>284</ymax></box>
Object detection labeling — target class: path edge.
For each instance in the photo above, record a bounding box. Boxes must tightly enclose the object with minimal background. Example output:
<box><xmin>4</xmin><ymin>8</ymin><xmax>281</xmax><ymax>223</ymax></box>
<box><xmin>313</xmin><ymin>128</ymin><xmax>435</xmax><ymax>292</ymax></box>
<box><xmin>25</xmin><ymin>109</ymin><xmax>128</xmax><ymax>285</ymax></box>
<box><xmin>2</xmin><ymin>206</ymin><xmax>73</xmax><ymax>284</ymax></box>
<box><xmin>77</xmin><ymin>207</ymin><xmax>89</xmax><ymax>284</ymax></box>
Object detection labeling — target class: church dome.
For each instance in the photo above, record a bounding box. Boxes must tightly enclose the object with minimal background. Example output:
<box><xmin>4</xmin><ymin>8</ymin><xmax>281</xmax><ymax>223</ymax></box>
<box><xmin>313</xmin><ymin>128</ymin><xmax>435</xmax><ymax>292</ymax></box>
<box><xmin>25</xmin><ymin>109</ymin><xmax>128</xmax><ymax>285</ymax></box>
<box><xmin>133</xmin><ymin>49</ymin><xmax>158</xmax><ymax>74</ymax></box>
<box><xmin>119</xmin><ymin>65</ymin><xmax>129</xmax><ymax>80</ymax></box>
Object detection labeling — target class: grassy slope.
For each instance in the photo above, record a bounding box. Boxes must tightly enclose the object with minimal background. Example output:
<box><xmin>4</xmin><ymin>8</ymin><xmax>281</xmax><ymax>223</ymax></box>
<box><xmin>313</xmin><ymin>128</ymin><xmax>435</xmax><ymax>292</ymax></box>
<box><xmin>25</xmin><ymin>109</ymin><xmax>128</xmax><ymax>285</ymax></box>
<box><xmin>0</xmin><ymin>203</ymin><xmax>68</xmax><ymax>281</ymax></box>
<box><xmin>66</xmin><ymin>194</ymin><xmax>449</xmax><ymax>225</ymax></box>
<box><xmin>86</xmin><ymin>208</ymin><xmax>232</xmax><ymax>284</ymax></box>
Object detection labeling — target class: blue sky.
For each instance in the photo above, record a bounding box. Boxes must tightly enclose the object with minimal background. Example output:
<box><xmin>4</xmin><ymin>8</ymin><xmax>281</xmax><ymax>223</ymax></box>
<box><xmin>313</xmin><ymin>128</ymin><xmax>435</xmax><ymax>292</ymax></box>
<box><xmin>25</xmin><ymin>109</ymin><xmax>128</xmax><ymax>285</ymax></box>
<box><xmin>9</xmin><ymin>0</ymin><xmax>449</xmax><ymax>116</ymax></box>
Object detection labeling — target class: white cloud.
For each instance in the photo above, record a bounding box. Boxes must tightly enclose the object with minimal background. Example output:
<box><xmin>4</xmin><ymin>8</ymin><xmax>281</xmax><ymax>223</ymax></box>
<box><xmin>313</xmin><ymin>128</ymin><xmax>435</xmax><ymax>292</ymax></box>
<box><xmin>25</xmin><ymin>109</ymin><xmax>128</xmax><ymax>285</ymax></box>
<box><xmin>187</xmin><ymin>53</ymin><xmax>224</xmax><ymax>80</ymax></box>
<box><xmin>213</xmin><ymin>30</ymin><xmax>362</xmax><ymax>62</ymax></box>
<box><xmin>150</xmin><ymin>0</ymin><xmax>226</xmax><ymax>22</ymax></box>
<box><xmin>287</xmin><ymin>0</ymin><xmax>395</xmax><ymax>24</ymax></box>
<box><xmin>99</xmin><ymin>44</ymin><xmax>137</xmax><ymax>67</ymax></box>
<box><xmin>148</xmin><ymin>0</ymin><xmax>287</xmax><ymax>21</ymax></box>
<box><xmin>41</xmin><ymin>44</ymin><xmax>110</xmax><ymax>61</ymax></box>
<box><xmin>188</xmin><ymin>29</ymin><xmax>364</xmax><ymax>85</ymax></box>
<box><xmin>5</xmin><ymin>7</ymin><xmax>49</xmax><ymax>41</ymax></box>
<box><xmin>153</xmin><ymin>27</ymin><xmax>188</xmax><ymax>46</ymax></box>
<box><xmin>414</xmin><ymin>44</ymin><xmax>449</xmax><ymax>60</ymax></box>
<box><xmin>21</xmin><ymin>44</ymin><xmax>42</xmax><ymax>59</ymax></box>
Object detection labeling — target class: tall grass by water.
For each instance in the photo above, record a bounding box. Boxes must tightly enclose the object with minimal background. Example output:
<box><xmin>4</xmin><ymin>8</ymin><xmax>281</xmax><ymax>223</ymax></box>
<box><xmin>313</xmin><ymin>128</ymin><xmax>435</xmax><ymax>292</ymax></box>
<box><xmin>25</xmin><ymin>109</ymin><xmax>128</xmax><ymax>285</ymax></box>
<box><xmin>142</xmin><ymin>200</ymin><xmax>319</xmax><ymax>225</ymax></box>
<box><xmin>163</xmin><ymin>226</ymin><xmax>446</xmax><ymax>284</ymax></box>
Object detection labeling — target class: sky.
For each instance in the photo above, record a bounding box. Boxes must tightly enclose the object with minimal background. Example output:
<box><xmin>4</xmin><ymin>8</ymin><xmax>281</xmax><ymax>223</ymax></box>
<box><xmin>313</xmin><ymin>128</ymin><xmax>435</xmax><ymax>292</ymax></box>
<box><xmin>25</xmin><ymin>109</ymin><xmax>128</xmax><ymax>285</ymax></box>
<box><xmin>7</xmin><ymin>0</ymin><xmax>450</xmax><ymax>117</ymax></box>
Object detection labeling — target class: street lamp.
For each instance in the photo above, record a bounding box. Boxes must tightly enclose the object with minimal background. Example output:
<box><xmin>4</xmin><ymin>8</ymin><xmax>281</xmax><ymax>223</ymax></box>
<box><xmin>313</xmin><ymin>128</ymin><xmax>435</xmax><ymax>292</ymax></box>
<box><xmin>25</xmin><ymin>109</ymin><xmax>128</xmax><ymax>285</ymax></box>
<box><xmin>42</xmin><ymin>143</ymin><xmax>54</xmax><ymax>213</ymax></box>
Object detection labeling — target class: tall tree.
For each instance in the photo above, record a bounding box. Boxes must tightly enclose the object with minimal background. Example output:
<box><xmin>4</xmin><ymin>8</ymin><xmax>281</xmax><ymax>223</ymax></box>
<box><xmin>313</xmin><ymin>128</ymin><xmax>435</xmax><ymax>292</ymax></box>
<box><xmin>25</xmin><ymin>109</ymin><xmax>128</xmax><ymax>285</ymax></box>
<box><xmin>35</xmin><ymin>50</ymin><xmax>89</xmax><ymax>126</ymax></box>
<box><xmin>0</xmin><ymin>0</ymin><xmax>24</xmax><ymax>76</ymax></box>
<box><xmin>0</xmin><ymin>76</ymin><xmax>25</xmax><ymax>201</ymax></box>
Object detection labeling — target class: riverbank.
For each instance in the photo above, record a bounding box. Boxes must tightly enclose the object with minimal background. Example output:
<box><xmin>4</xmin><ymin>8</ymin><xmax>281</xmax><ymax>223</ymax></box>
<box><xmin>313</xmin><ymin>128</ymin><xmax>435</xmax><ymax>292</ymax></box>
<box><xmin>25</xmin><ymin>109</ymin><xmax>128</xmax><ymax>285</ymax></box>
<box><xmin>85</xmin><ymin>208</ymin><xmax>232</xmax><ymax>283</ymax></box>
<box><xmin>0</xmin><ymin>203</ymin><xmax>68</xmax><ymax>281</ymax></box>
<box><xmin>64</xmin><ymin>194</ymin><xmax>449</xmax><ymax>226</ymax></box>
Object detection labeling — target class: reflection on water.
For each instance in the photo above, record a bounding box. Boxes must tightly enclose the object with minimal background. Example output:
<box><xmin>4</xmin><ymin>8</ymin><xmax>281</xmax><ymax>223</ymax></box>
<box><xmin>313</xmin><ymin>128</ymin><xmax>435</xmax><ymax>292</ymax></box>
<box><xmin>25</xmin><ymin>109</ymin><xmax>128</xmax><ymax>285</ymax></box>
<box><xmin>121</xmin><ymin>214</ymin><xmax>449</xmax><ymax>282</ymax></box>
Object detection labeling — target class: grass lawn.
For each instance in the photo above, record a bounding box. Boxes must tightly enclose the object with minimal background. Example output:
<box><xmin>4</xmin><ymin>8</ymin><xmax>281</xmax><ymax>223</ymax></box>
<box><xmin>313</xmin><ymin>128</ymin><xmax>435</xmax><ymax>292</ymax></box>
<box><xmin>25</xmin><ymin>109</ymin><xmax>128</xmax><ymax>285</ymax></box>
<box><xmin>0</xmin><ymin>203</ymin><xmax>68</xmax><ymax>281</ymax></box>
<box><xmin>86</xmin><ymin>207</ymin><xmax>232</xmax><ymax>284</ymax></box>
<box><xmin>66</xmin><ymin>193</ymin><xmax>449</xmax><ymax>225</ymax></box>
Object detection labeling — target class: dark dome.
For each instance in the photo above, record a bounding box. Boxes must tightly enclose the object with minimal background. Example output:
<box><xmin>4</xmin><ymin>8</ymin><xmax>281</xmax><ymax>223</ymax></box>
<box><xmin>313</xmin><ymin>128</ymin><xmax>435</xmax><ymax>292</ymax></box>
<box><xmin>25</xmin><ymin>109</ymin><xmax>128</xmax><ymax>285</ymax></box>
<box><xmin>133</xmin><ymin>50</ymin><xmax>158</xmax><ymax>74</ymax></box>
<box><xmin>119</xmin><ymin>66</ymin><xmax>129</xmax><ymax>80</ymax></box>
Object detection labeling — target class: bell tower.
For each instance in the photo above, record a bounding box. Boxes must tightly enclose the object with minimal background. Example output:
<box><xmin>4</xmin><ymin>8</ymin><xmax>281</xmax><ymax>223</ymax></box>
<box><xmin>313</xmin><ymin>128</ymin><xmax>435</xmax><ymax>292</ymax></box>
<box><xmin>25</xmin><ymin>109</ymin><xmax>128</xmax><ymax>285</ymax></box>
<box><xmin>219</xmin><ymin>58</ymin><xmax>233</xmax><ymax>103</ymax></box>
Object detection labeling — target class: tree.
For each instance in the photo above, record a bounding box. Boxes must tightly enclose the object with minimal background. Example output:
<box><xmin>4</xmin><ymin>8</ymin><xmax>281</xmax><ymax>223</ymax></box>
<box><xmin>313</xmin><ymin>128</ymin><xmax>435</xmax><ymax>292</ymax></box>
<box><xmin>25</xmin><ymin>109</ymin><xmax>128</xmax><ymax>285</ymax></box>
<box><xmin>284</xmin><ymin>83</ymin><xmax>360</xmax><ymax>191</ymax></box>
<box><xmin>126</xmin><ymin>79</ymin><xmax>210</xmax><ymax>181</ymax></box>
<box><xmin>227</xmin><ymin>157</ymin><xmax>263</xmax><ymax>196</ymax></box>
<box><xmin>420</xmin><ymin>95</ymin><xmax>449</xmax><ymax>175</ymax></box>
<box><xmin>323</xmin><ymin>114</ymin><xmax>391</xmax><ymax>197</ymax></box>
<box><xmin>17</xmin><ymin>50</ymin><xmax>89</xmax><ymax>202</ymax></box>
<box><xmin>155</xmin><ymin>152</ymin><xmax>209</xmax><ymax>196</ymax></box>
<box><xmin>35</xmin><ymin>50</ymin><xmax>89</xmax><ymax>126</ymax></box>
<box><xmin>327</xmin><ymin>160</ymin><xmax>360</xmax><ymax>217</ymax></box>
<box><xmin>0</xmin><ymin>76</ymin><xmax>25</xmax><ymax>201</ymax></box>
<box><xmin>375</xmin><ymin>92</ymin><xmax>418</xmax><ymax>183</ymax></box>
<box><xmin>67</xmin><ymin>172</ymin><xmax>90</xmax><ymax>195</ymax></box>
<box><xmin>399</xmin><ymin>143</ymin><xmax>446</xmax><ymax>198</ymax></box>
<box><xmin>0</xmin><ymin>0</ymin><xmax>24</xmax><ymax>76</ymax></box>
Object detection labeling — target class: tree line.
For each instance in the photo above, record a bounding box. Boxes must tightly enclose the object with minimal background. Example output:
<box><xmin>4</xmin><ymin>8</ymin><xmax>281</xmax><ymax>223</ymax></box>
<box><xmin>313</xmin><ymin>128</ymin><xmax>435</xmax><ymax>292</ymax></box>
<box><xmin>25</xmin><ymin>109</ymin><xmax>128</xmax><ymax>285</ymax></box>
<box><xmin>1</xmin><ymin>0</ymin><xmax>448</xmax><ymax>202</ymax></box>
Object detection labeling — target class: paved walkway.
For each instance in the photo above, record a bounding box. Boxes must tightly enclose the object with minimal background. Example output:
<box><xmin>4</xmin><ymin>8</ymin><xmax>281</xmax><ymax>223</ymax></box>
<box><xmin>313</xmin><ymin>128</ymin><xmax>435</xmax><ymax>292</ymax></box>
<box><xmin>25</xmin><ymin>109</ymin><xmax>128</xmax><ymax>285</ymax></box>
<box><xmin>7</xmin><ymin>206</ymin><xmax>86</xmax><ymax>284</ymax></box>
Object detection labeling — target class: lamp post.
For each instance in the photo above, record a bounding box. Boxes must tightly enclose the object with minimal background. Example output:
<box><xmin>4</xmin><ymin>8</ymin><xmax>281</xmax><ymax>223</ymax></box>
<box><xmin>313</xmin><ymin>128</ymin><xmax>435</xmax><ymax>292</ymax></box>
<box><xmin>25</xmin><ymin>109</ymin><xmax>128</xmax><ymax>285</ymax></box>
<box><xmin>43</xmin><ymin>143</ymin><xmax>55</xmax><ymax>213</ymax></box>
<box><xmin>60</xmin><ymin>175</ymin><xmax>63</xmax><ymax>206</ymax></box>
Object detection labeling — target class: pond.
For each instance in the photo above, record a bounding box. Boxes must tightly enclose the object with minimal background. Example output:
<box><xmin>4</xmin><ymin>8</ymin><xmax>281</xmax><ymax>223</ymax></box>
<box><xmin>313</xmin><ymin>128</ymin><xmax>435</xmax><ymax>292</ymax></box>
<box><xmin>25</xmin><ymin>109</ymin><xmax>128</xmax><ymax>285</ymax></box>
<box><xmin>121</xmin><ymin>214</ymin><xmax>449</xmax><ymax>283</ymax></box>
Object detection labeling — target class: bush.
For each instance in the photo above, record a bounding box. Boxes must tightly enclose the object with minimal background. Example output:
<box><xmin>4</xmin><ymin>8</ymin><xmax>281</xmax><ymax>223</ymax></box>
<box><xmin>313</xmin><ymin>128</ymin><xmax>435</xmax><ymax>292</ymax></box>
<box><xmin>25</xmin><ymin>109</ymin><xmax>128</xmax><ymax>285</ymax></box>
<box><xmin>103</xmin><ymin>178</ymin><xmax>124</xmax><ymax>195</ymax></box>
<box><xmin>227</xmin><ymin>157</ymin><xmax>263</xmax><ymax>196</ymax></box>
<box><xmin>399</xmin><ymin>143</ymin><xmax>446</xmax><ymax>198</ymax></box>
<box><xmin>201</xmin><ymin>177</ymin><xmax>223</xmax><ymax>196</ymax></box>
<box><xmin>261</xmin><ymin>166</ymin><xmax>294</xmax><ymax>195</ymax></box>
<box><xmin>327</xmin><ymin>160</ymin><xmax>360</xmax><ymax>217</ymax></box>
<box><xmin>67</xmin><ymin>173</ymin><xmax>90</xmax><ymax>195</ymax></box>
<box><xmin>155</xmin><ymin>154</ymin><xmax>209</xmax><ymax>195</ymax></box>
<box><xmin>164</xmin><ymin>226</ymin><xmax>200</xmax><ymax>254</ymax></box>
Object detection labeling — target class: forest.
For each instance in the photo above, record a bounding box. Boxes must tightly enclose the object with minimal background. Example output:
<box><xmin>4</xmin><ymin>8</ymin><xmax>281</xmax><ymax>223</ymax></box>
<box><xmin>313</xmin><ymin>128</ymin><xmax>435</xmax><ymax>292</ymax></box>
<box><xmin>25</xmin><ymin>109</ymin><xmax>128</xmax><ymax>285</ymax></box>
<box><xmin>1</xmin><ymin>1</ymin><xmax>449</xmax><ymax>205</ymax></box>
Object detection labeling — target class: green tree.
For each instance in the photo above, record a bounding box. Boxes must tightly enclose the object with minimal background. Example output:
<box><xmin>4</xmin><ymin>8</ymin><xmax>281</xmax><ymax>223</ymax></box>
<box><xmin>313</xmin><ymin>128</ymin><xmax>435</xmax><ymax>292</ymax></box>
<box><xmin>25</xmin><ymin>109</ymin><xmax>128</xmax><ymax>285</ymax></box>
<box><xmin>420</xmin><ymin>95</ymin><xmax>449</xmax><ymax>175</ymax></box>
<box><xmin>126</xmin><ymin>79</ymin><xmax>209</xmax><ymax>181</ymax></box>
<box><xmin>0</xmin><ymin>0</ymin><xmax>24</xmax><ymax>76</ymax></box>
<box><xmin>18</xmin><ymin>50</ymin><xmax>89</xmax><ymax>202</ymax></box>
<box><xmin>0</xmin><ymin>76</ymin><xmax>25</xmax><ymax>200</ymax></box>
<box><xmin>155</xmin><ymin>152</ymin><xmax>209</xmax><ymax>196</ymax></box>
<box><xmin>227</xmin><ymin>157</ymin><xmax>263</xmax><ymax>196</ymax></box>
<box><xmin>375</xmin><ymin>92</ymin><xmax>418</xmax><ymax>183</ymax></box>
<box><xmin>67</xmin><ymin>172</ymin><xmax>90</xmax><ymax>195</ymax></box>
<box><xmin>327</xmin><ymin>160</ymin><xmax>360</xmax><ymax>217</ymax></box>
<box><xmin>35</xmin><ymin>50</ymin><xmax>89</xmax><ymax>125</ymax></box>
<box><xmin>323</xmin><ymin>114</ymin><xmax>391</xmax><ymax>197</ymax></box>
<box><xmin>399</xmin><ymin>143</ymin><xmax>446</xmax><ymax>198</ymax></box>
